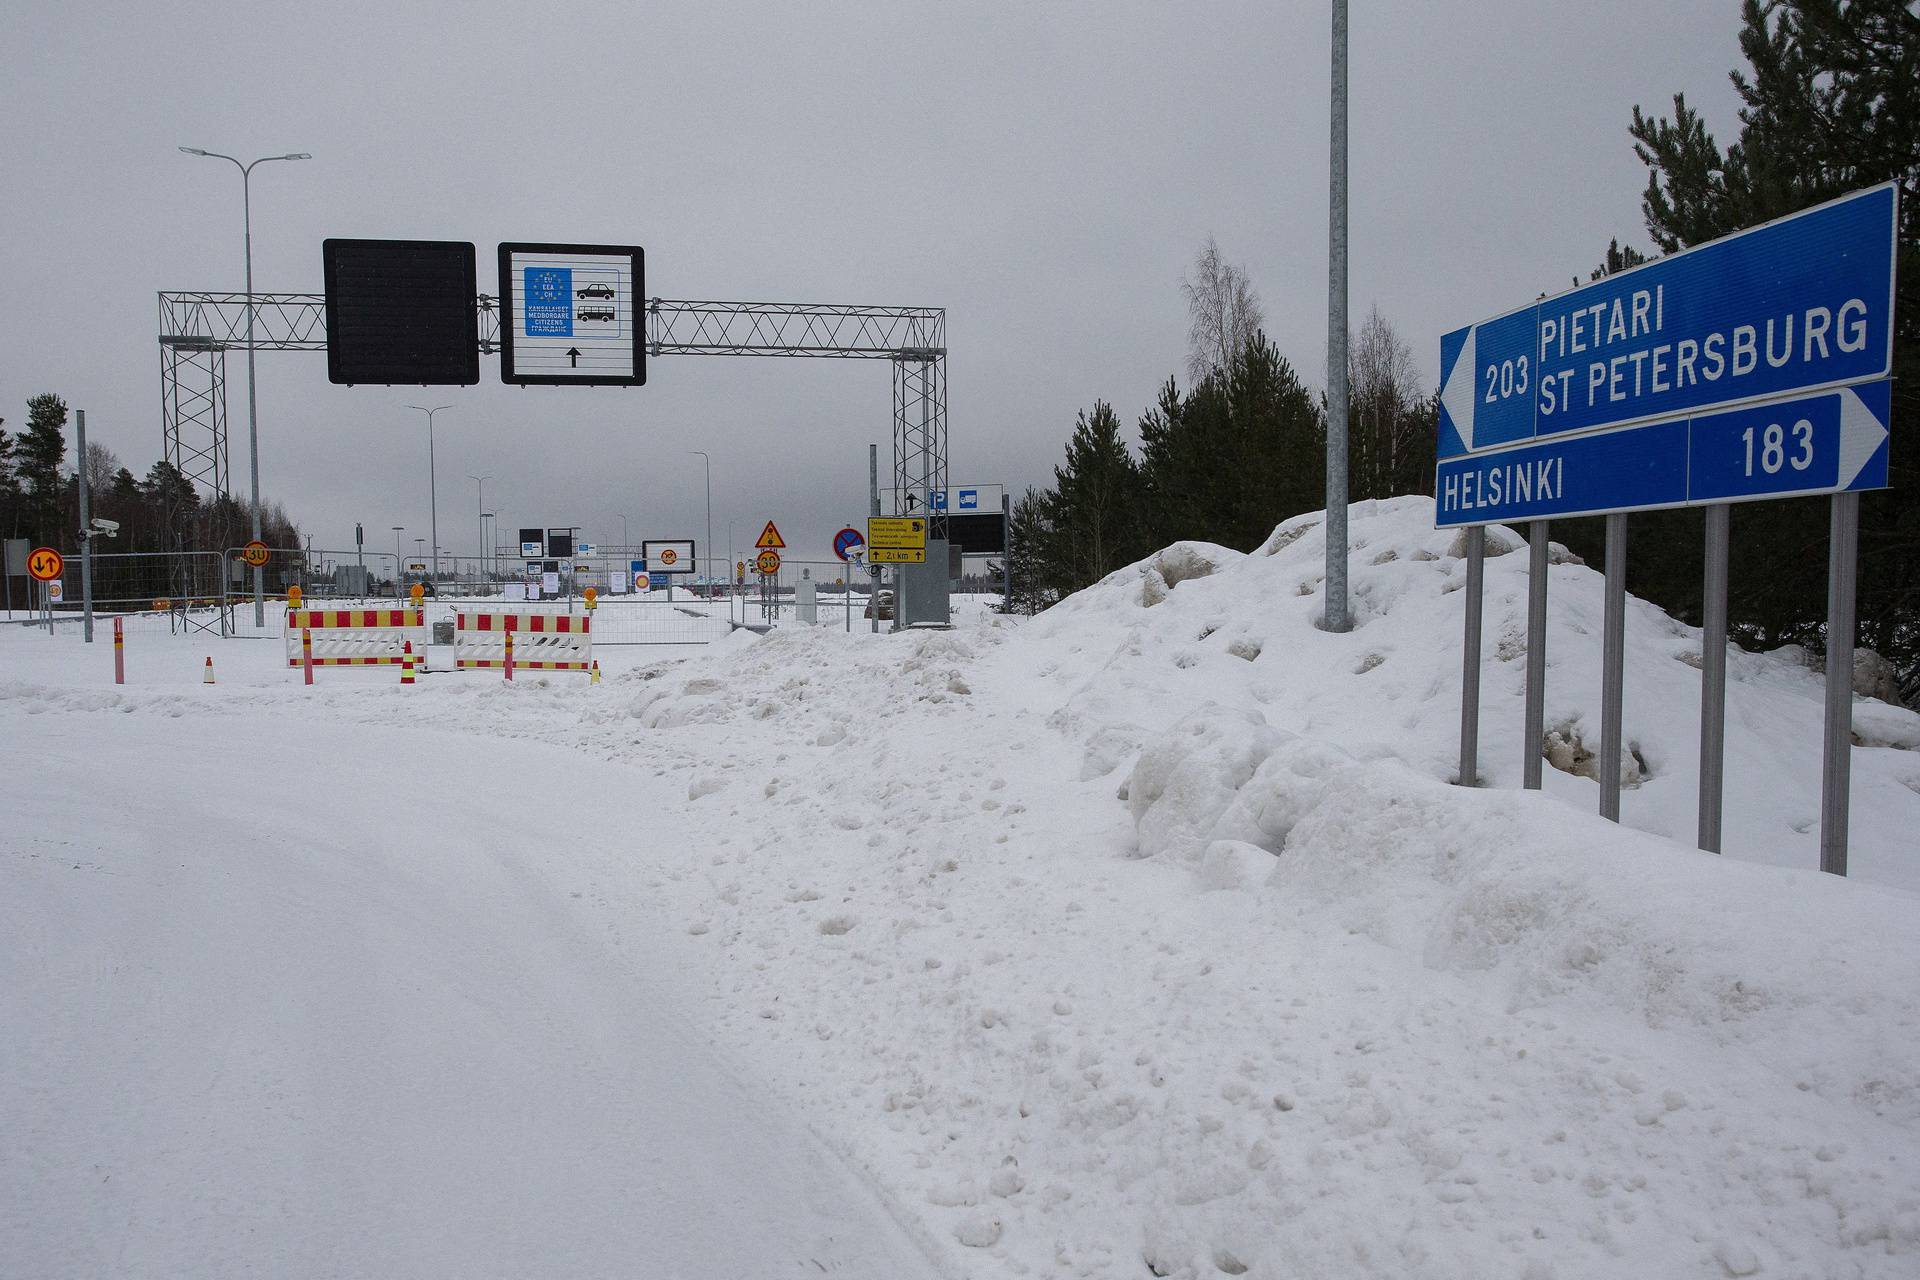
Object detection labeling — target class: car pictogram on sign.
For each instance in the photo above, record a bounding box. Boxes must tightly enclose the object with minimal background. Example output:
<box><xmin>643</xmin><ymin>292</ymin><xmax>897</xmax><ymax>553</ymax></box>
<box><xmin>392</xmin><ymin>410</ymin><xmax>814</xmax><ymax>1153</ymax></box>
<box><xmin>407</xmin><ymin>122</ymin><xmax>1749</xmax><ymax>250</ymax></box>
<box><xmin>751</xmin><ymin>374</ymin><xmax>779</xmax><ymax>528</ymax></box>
<box><xmin>575</xmin><ymin>283</ymin><xmax>615</xmax><ymax>299</ymax></box>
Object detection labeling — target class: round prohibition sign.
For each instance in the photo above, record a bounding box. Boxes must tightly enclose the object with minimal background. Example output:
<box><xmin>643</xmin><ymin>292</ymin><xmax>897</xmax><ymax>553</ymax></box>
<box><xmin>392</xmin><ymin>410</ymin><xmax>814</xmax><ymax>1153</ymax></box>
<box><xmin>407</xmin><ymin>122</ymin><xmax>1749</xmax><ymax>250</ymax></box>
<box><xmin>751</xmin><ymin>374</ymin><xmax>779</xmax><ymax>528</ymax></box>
<box><xmin>658</xmin><ymin>547</ymin><xmax>678</xmax><ymax>566</ymax></box>
<box><xmin>241</xmin><ymin>539</ymin><xmax>270</xmax><ymax>568</ymax></box>
<box><xmin>755</xmin><ymin>549</ymin><xmax>781</xmax><ymax>575</ymax></box>
<box><xmin>27</xmin><ymin>546</ymin><xmax>64</xmax><ymax>582</ymax></box>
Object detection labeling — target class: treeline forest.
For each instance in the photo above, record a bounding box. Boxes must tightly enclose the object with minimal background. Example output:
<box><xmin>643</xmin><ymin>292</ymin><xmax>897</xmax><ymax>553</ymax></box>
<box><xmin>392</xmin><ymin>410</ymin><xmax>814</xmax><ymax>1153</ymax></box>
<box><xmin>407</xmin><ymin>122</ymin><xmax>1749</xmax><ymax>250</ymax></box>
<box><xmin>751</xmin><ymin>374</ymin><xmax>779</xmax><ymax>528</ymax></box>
<box><xmin>1007</xmin><ymin>0</ymin><xmax>1918</xmax><ymax>704</ymax></box>
<box><xmin>1</xmin><ymin>393</ymin><xmax>303</xmax><ymax>602</ymax></box>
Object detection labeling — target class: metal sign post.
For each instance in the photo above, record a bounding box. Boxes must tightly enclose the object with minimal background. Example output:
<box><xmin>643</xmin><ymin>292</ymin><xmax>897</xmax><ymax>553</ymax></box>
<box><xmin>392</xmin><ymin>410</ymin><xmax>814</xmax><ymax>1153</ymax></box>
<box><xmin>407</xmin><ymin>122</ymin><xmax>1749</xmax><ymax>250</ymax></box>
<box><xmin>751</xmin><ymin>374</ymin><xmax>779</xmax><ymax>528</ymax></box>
<box><xmin>1821</xmin><ymin>492</ymin><xmax>1860</xmax><ymax>875</ymax></box>
<box><xmin>1697</xmin><ymin>504</ymin><xmax>1731</xmax><ymax>852</ymax></box>
<box><xmin>1456</xmin><ymin>526</ymin><xmax>1484</xmax><ymax>787</ymax></box>
<box><xmin>76</xmin><ymin>409</ymin><xmax>95</xmax><ymax>642</ymax></box>
<box><xmin>1523</xmin><ymin>522</ymin><xmax>1549</xmax><ymax>790</ymax></box>
<box><xmin>1598</xmin><ymin>513</ymin><xmax>1628</xmax><ymax>820</ymax></box>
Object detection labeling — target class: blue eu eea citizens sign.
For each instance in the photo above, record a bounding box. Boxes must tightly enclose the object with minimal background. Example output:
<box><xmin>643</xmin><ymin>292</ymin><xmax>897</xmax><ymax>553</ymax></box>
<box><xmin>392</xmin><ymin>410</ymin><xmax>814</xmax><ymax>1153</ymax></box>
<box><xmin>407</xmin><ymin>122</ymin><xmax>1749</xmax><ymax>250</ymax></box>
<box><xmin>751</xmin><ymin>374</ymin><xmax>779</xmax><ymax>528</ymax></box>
<box><xmin>523</xmin><ymin>267</ymin><xmax>573</xmax><ymax>337</ymax></box>
<box><xmin>1434</xmin><ymin>183</ymin><xmax>1897</xmax><ymax>528</ymax></box>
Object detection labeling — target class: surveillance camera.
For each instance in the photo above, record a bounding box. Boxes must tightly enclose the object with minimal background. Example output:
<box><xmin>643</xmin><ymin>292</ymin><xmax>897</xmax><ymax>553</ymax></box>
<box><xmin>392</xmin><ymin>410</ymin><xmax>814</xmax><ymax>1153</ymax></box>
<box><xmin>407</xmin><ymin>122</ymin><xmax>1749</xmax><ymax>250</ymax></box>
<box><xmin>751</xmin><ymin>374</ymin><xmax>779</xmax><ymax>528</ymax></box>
<box><xmin>91</xmin><ymin>517</ymin><xmax>120</xmax><ymax>532</ymax></box>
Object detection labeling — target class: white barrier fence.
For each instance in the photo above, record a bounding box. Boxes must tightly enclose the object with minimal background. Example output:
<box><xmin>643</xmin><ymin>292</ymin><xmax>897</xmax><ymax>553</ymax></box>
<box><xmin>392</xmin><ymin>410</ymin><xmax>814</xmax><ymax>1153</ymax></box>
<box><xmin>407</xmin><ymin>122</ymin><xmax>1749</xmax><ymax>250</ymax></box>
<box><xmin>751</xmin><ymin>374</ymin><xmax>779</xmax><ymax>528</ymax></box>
<box><xmin>454</xmin><ymin>610</ymin><xmax>593</xmax><ymax>672</ymax></box>
<box><xmin>284</xmin><ymin>607</ymin><xmax>426</xmax><ymax>667</ymax></box>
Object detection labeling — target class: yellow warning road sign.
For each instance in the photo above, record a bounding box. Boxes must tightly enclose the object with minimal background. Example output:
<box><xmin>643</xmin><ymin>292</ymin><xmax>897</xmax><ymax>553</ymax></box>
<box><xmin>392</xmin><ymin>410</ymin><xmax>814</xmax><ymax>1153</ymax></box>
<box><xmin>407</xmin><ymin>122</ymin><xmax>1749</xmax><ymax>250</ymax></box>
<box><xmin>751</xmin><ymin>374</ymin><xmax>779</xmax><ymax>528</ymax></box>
<box><xmin>755</xmin><ymin>521</ymin><xmax>787</xmax><ymax>550</ymax></box>
<box><xmin>867</xmin><ymin>546</ymin><xmax>926</xmax><ymax>564</ymax></box>
<box><xmin>866</xmin><ymin>517</ymin><xmax>926</xmax><ymax>550</ymax></box>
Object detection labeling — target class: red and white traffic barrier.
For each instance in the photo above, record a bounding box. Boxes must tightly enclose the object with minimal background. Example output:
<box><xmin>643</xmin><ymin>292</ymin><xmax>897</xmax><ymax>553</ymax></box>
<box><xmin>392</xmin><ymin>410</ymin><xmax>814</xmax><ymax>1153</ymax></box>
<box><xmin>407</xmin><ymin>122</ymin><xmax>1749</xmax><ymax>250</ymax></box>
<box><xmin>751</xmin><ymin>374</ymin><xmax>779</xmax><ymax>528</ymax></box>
<box><xmin>283</xmin><ymin>607</ymin><xmax>427</xmax><ymax>668</ymax></box>
<box><xmin>455</xmin><ymin>610</ymin><xmax>592</xmax><ymax>673</ymax></box>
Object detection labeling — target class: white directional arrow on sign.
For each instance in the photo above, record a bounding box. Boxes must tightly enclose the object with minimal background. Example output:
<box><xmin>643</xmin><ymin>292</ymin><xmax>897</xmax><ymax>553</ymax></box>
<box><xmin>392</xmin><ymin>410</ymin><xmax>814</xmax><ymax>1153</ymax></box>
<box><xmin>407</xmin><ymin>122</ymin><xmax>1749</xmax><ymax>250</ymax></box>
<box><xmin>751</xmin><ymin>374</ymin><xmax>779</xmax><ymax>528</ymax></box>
<box><xmin>1837</xmin><ymin>383</ymin><xmax>1891</xmax><ymax>490</ymax></box>
<box><xmin>1439</xmin><ymin>327</ymin><xmax>1477</xmax><ymax>452</ymax></box>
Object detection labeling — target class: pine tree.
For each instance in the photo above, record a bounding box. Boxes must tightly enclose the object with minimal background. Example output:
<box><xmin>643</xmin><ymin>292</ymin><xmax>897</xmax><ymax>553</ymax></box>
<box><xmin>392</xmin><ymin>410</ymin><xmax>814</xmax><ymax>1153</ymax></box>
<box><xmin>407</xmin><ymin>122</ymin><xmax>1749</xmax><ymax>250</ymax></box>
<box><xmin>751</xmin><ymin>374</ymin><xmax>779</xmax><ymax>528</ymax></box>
<box><xmin>17</xmin><ymin>394</ymin><xmax>68</xmax><ymax>543</ymax></box>
<box><xmin>1002</xmin><ymin>488</ymin><xmax>1059</xmax><ymax>614</ymax></box>
<box><xmin>1051</xmin><ymin>401</ymin><xmax>1144</xmax><ymax>586</ymax></box>
<box><xmin>1627</xmin><ymin>0</ymin><xmax>1920</xmax><ymax>697</ymax></box>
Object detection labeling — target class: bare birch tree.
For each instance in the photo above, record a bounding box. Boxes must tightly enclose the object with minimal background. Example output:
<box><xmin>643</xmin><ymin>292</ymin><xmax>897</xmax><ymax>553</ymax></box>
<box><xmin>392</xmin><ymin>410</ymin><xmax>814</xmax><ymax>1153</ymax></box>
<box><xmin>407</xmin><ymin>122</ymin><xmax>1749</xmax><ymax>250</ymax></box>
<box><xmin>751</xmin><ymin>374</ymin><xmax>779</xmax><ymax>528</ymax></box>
<box><xmin>1182</xmin><ymin>235</ymin><xmax>1264</xmax><ymax>383</ymax></box>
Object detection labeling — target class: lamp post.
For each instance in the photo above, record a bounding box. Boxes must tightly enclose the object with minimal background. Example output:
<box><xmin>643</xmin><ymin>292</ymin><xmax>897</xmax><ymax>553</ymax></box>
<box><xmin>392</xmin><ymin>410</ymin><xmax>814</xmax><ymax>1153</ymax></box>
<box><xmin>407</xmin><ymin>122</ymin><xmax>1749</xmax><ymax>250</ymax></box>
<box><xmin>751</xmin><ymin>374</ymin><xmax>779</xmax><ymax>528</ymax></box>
<box><xmin>179</xmin><ymin>145</ymin><xmax>311</xmax><ymax>628</ymax></box>
<box><xmin>408</xmin><ymin>405</ymin><xmax>452</xmax><ymax>582</ymax></box>
<box><xmin>481</xmin><ymin>512</ymin><xmax>494</xmax><ymax>582</ymax></box>
<box><xmin>469</xmin><ymin>473</ymin><xmax>491</xmax><ymax>584</ymax></box>
<box><xmin>688</xmin><ymin>450</ymin><xmax>712</xmax><ymax>584</ymax></box>
<box><xmin>392</xmin><ymin>526</ymin><xmax>404</xmax><ymax>597</ymax></box>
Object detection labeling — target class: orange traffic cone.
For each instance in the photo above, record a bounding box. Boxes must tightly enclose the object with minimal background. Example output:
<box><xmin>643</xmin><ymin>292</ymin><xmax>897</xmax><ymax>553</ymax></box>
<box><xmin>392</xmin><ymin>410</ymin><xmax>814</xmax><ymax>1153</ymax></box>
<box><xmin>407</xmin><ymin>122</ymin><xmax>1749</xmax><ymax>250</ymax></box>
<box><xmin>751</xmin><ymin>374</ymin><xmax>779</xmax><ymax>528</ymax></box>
<box><xmin>202</xmin><ymin>656</ymin><xmax>216</xmax><ymax>685</ymax></box>
<box><xmin>590</xmin><ymin>659</ymin><xmax>601</xmax><ymax>685</ymax></box>
<box><xmin>401</xmin><ymin>640</ymin><xmax>416</xmax><ymax>685</ymax></box>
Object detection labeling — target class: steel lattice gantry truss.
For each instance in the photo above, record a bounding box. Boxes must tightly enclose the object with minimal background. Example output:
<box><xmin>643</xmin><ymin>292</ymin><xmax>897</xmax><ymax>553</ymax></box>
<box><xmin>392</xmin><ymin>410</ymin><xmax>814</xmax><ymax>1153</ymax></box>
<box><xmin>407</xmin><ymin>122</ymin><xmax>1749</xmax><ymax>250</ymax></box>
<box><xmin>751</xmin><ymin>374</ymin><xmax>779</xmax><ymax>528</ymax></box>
<box><xmin>157</xmin><ymin>292</ymin><xmax>948</xmax><ymax>532</ymax></box>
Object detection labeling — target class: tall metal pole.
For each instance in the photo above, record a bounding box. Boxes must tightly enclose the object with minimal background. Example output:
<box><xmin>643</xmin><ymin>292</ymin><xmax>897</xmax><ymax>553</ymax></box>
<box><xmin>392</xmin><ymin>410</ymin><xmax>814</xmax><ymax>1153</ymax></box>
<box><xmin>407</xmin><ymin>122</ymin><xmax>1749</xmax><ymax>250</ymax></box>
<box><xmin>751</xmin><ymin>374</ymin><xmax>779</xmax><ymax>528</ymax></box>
<box><xmin>178</xmin><ymin>148</ymin><xmax>309</xmax><ymax>625</ymax></box>
<box><xmin>1523</xmin><ymin>520</ymin><xmax>1550</xmax><ymax>790</ymax></box>
<box><xmin>409</xmin><ymin>405</ymin><xmax>451</xmax><ymax>584</ymax></box>
<box><xmin>689</xmin><ymin>450</ymin><xmax>712</xmax><ymax>591</ymax></box>
<box><xmin>76</xmin><ymin>409</ymin><xmax>95</xmax><ymax>643</ymax></box>
<box><xmin>1323</xmin><ymin>0</ymin><xmax>1351</xmax><ymax>634</ymax></box>
<box><xmin>869</xmin><ymin>443</ymin><xmax>882</xmax><ymax>635</ymax></box>
<box><xmin>1820</xmin><ymin>492</ymin><xmax>1859</xmax><ymax>876</ymax></box>
<box><xmin>469</xmin><ymin>474</ymin><xmax>490</xmax><ymax>582</ymax></box>
<box><xmin>1698</xmin><ymin>504</ymin><xmax>1730</xmax><ymax>852</ymax></box>
<box><xmin>241</xmin><ymin>166</ymin><xmax>264</xmax><ymax>626</ymax></box>
<box><xmin>392</xmin><ymin>526</ymin><xmax>404</xmax><ymax>598</ymax></box>
<box><xmin>1598</xmin><ymin>514</ymin><xmax>1628</xmax><ymax>821</ymax></box>
<box><xmin>1457</xmin><ymin>525</ymin><xmax>1483</xmax><ymax>786</ymax></box>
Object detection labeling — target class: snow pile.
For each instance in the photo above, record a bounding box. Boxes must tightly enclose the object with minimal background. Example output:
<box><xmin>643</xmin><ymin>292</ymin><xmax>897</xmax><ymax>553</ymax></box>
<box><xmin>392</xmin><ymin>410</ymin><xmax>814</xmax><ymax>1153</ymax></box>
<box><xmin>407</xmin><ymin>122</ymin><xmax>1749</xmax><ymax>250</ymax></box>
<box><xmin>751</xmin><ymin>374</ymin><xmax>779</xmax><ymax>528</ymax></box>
<box><xmin>1021</xmin><ymin>494</ymin><xmax>1920</xmax><ymax>887</ymax></box>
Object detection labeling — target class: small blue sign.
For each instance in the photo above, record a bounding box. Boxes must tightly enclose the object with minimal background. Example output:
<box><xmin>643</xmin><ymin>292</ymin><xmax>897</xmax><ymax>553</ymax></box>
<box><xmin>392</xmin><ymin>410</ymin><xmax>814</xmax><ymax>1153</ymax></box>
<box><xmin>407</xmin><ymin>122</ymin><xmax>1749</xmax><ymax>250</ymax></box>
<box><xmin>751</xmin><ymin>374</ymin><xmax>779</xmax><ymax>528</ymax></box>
<box><xmin>649</xmin><ymin>571</ymin><xmax>671</xmax><ymax>589</ymax></box>
<box><xmin>1438</xmin><ymin>184</ymin><xmax>1897</xmax><ymax>461</ymax></box>
<box><xmin>1435</xmin><ymin>381</ymin><xmax>1890</xmax><ymax>527</ymax></box>
<box><xmin>931</xmin><ymin>490</ymin><xmax>948</xmax><ymax>510</ymax></box>
<box><xmin>832</xmin><ymin>526</ymin><xmax>865</xmax><ymax>561</ymax></box>
<box><xmin>524</xmin><ymin>267</ymin><xmax>573</xmax><ymax>338</ymax></box>
<box><xmin>958</xmin><ymin>488</ymin><xmax>979</xmax><ymax>510</ymax></box>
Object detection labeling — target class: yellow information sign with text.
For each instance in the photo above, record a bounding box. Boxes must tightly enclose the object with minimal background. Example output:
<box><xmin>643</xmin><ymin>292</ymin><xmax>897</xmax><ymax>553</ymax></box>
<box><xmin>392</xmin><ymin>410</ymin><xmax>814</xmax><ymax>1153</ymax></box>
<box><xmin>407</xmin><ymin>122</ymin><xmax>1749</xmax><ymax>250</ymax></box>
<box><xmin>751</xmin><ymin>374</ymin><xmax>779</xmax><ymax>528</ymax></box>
<box><xmin>866</xmin><ymin>517</ymin><xmax>926</xmax><ymax>548</ymax></box>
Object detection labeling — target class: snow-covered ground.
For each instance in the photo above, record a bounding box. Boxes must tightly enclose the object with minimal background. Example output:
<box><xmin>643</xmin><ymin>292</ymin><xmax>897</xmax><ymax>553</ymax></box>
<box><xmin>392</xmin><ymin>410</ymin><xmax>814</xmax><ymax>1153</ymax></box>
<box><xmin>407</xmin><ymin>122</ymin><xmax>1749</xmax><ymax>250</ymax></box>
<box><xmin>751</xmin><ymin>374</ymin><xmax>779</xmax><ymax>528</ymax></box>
<box><xmin>5</xmin><ymin>497</ymin><xmax>1918</xmax><ymax>1278</ymax></box>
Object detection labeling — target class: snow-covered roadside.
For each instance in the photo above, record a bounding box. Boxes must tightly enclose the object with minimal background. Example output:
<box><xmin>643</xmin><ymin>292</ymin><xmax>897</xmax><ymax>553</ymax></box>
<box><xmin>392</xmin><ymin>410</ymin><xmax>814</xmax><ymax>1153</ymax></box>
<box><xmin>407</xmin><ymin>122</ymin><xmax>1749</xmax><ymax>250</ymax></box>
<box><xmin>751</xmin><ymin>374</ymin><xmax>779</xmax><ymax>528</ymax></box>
<box><xmin>0</xmin><ymin>706</ymin><xmax>945</xmax><ymax>1279</ymax></box>
<box><xmin>6</xmin><ymin>495</ymin><xmax>1919</xmax><ymax>1278</ymax></box>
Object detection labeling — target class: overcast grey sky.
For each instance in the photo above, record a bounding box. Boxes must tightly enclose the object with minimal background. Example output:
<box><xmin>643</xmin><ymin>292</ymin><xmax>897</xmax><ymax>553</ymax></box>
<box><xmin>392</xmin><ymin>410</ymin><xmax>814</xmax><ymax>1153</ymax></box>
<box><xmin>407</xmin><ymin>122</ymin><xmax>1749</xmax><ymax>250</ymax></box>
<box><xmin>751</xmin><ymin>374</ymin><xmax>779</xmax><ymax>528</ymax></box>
<box><xmin>1</xmin><ymin>0</ymin><xmax>1744</xmax><ymax>564</ymax></box>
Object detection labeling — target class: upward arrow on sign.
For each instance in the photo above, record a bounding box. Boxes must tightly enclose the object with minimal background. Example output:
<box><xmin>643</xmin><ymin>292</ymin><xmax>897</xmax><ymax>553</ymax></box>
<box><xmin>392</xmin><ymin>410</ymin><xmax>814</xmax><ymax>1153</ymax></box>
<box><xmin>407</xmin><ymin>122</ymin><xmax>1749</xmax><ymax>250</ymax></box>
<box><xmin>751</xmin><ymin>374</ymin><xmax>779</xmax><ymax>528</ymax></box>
<box><xmin>755</xmin><ymin>520</ymin><xmax>786</xmax><ymax>549</ymax></box>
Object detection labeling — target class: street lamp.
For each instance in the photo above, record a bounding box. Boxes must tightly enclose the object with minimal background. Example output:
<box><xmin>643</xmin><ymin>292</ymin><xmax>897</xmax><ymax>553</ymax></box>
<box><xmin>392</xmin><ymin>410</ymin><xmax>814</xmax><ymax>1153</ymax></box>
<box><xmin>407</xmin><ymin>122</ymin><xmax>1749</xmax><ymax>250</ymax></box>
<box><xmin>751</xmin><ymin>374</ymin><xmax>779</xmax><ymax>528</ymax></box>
<box><xmin>392</xmin><ymin>526</ymin><xmax>404</xmax><ymax>596</ymax></box>
<box><xmin>688</xmin><ymin>450</ymin><xmax>712</xmax><ymax>583</ymax></box>
<box><xmin>481</xmin><ymin>512</ymin><xmax>495</xmax><ymax>581</ymax></box>
<box><xmin>469</xmin><ymin>473</ymin><xmax>491</xmax><ymax>580</ymax></box>
<box><xmin>179</xmin><ymin>145</ymin><xmax>311</xmax><ymax>628</ymax></box>
<box><xmin>408</xmin><ymin>405</ymin><xmax>452</xmax><ymax>582</ymax></box>
<box><xmin>615</xmin><ymin>512</ymin><xmax>629</xmax><ymax>552</ymax></box>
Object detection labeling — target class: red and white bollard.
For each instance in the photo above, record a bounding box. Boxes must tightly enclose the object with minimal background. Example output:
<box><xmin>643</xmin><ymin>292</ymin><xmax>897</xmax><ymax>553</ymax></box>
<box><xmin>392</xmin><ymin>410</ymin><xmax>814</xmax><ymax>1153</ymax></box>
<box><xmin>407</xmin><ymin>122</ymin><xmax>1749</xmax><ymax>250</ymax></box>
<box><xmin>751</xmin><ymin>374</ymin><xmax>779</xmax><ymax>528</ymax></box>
<box><xmin>504</xmin><ymin>621</ymin><xmax>515</xmax><ymax>682</ymax></box>
<box><xmin>401</xmin><ymin>639</ymin><xmax>416</xmax><ymax>685</ymax></box>
<box><xmin>302</xmin><ymin>627</ymin><xmax>314</xmax><ymax>685</ymax></box>
<box><xmin>112</xmin><ymin>615</ymin><xmax>124</xmax><ymax>684</ymax></box>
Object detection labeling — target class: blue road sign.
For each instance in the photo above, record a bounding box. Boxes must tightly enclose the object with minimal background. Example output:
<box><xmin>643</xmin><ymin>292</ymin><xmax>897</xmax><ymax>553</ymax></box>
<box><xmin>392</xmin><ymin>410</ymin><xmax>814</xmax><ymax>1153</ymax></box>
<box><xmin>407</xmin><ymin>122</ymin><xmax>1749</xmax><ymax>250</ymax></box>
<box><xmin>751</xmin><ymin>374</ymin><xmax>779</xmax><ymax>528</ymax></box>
<box><xmin>958</xmin><ymin>488</ymin><xmax>979</xmax><ymax>510</ymax></box>
<box><xmin>1438</xmin><ymin>183</ymin><xmax>1897</xmax><ymax>462</ymax></box>
<box><xmin>1435</xmin><ymin>381</ymin><xmax>1890</xmax><ymax>527</ymax></box>
<box><xmin>649</xmin><ymin>571</ymin><xmax>671</xmax><ymax>589</ymax></box>
<box><xmin>523</xmin><ymin>267</ymin><xmax>573</xmax><ymax>338</ymax></box>
<box><xmin>832</xmin><ymin>527</ymin><xmax>865</xmax><ymax>561</ymax></box>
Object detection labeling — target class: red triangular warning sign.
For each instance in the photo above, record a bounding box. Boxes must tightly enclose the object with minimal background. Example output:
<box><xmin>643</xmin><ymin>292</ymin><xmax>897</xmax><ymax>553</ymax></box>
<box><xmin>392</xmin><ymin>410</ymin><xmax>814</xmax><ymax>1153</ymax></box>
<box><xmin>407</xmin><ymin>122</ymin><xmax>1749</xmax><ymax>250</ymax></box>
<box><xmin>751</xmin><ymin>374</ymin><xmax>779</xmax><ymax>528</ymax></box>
<box><xmin>755</xmin><ymin>521</ymin><xmax>787</xmax><ymax>550</ymax></box>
